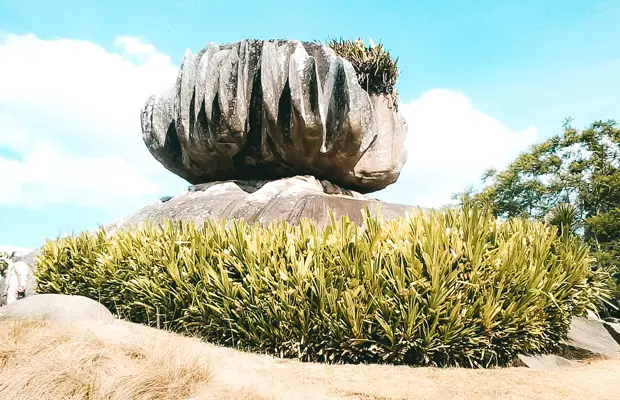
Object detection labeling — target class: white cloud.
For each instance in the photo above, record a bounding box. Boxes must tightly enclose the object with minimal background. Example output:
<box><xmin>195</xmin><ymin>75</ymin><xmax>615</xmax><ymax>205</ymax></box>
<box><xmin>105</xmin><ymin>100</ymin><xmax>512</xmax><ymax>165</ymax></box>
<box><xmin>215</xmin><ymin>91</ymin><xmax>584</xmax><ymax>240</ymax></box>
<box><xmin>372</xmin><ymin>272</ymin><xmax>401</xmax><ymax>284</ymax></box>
<box><xmin>0</xmin><ymin>138</ymin><xmax>160</xmax><ymax>209</ymax></box>
<box><xmin>114</xmin><ymin>35</ymin><xmax>159</xmax><ymax>56</ymax></box>
<box><xmin>0</xmin><ymin>245</ymin><xmax>33</xmax><ymax>256</ymax></box>
<box><xmin>0</xmin><ymin>34</ymin><xmax>539</xmax><ymax>213</ymax></box>
<box><xmin>0</xmin><ymin>33</ymin><xmax>184</xmax><ymax>208</ymax></box>
<box><xmin>0</xmin><ymin>114</ymin><xmax>29</xmax><ymax>151</ymax></box>
<box><xmin>378</xmin><ymin>89</ymin><xmax>538</xmax><ymax>208</ymax></box>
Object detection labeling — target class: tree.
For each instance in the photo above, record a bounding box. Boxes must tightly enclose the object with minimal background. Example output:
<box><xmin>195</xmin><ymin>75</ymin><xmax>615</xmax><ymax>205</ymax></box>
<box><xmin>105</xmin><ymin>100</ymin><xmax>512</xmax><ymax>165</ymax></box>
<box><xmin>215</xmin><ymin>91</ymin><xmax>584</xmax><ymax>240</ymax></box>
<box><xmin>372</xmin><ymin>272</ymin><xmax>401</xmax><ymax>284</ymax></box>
<box><xmin>460</xmin><ymin>119</ymin><xmax>620</xmax><ymax>316</ymax></box>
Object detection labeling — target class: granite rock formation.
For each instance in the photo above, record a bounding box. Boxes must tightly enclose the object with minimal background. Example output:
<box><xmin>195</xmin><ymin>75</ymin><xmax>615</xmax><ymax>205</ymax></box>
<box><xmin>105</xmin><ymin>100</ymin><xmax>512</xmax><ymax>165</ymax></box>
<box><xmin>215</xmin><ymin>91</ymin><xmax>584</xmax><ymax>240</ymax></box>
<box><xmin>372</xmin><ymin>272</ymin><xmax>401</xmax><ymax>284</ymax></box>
<box><xmin>141</xmin><ymin>39</ymin><xmax>407</xmax><ymax>193</ymax></box>
<box><xmin>108</xmin><ymin>176</ymin><xmax>417</xmax><ymax>232</ymax></box>
<box><xmin>0</xmin><ymin>294</ymin><xmax>114</xmax><ymax>323</ymax></box>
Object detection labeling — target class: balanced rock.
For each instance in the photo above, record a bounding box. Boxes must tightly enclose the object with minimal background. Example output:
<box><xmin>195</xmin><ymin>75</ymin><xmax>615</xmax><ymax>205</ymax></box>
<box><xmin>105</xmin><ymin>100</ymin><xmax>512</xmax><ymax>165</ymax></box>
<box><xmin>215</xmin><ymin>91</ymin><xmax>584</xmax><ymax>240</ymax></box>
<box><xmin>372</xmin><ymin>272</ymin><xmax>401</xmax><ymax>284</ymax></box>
<box><xmin>109</xmin><ymin>175</ymin><xmax>417</xmax><ymax>232</ymax></box>
<box><xmin>141</xmin><ymin>39</ymin><xmax>407</xmax><ymax>193</ymax></box>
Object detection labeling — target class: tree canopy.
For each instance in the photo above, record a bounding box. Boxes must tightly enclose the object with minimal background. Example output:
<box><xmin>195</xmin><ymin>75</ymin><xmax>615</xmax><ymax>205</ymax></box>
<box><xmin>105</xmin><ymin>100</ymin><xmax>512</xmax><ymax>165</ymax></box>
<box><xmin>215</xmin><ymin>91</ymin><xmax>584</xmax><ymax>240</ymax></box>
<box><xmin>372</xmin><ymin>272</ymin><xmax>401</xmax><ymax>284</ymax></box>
<box><xmin>459</xmin><ymin>119</ymin><xmax>620</xmax><ymax>316</ymax></box>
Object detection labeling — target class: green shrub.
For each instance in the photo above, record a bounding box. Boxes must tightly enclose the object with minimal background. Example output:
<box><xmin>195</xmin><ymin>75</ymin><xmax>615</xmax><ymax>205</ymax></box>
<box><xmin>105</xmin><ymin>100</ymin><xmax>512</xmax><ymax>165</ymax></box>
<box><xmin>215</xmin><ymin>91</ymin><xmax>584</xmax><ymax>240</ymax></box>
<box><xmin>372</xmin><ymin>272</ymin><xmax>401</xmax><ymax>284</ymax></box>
<box><xmin>327</xmin><ymin>37</ymin><xmax>399</xmax><ymax>108</ymax></box>
<box><xmin>0</xmin><ymin>252</ymin><xmax>8</xmax><ymax>277</ymax></box>
<box><xmin>35</xmin><ymin>204</ymin><xmax>599</xmax><ymax>367</ymax></box>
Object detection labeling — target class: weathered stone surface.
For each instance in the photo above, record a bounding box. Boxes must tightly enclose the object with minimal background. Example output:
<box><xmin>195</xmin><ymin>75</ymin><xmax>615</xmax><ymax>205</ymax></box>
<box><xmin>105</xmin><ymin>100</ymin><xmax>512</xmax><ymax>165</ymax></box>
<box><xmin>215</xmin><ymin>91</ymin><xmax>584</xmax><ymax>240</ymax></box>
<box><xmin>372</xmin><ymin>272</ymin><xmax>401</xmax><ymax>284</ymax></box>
<box><xmin>0</xmin><ymin>294</ymin><xmax>114</xmax><ymax>323</ymax></box>
<box><xmin>562</xmin><ymin>317</ymin><xmax>620</xmax><ymax>359</ymax></box>
<box><xmin>141</xmin><ymin>39</ymin><xmax>407</xmax><ymax>193</ymax></box>
<box><xmin>0</xmin><ymin>253</ymin><xmax>38</xmax><ymax>306</ymax></box>
<box><xmin>108</xmin><ymin>175</ymin><xmax>418</xmax><ymax>232</ymax></box>
<box><xmin>23</xmin><ymin>252</ymin><xmax>39</xmax><ymax>297</ymax></box>
<box><xmin>514</xmin><ymin>317</ymin><xmax>620</xmax><ymax>370</ymax></box>
<box><xmin>0</xmin><ymin>277</ymin><xmax>6</xmax><ymax>306</ymax></box>
<box><xmin>515</xmin><ymin>354</ymin><xmax>578</xmax><ymax>370</ymax></box>
<box><xmin>603</xmin><ymin>321</ymin><xmax>620</xmax><ymax>345</ymax></box>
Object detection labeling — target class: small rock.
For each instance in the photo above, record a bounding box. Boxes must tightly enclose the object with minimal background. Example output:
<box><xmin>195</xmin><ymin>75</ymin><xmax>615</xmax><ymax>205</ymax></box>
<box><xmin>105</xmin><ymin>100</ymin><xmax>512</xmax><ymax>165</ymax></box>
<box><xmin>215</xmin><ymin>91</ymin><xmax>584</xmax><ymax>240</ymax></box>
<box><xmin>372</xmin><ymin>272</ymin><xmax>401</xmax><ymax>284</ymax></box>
<box><xmin>603</xmin><ymin>322</ymin><xmax>620</xmax><ymax>346</ymax></box>
<box><xmin>516</xmin><ymin>354</ymin><xmax>578</xmax><ymax>370</ymax></box>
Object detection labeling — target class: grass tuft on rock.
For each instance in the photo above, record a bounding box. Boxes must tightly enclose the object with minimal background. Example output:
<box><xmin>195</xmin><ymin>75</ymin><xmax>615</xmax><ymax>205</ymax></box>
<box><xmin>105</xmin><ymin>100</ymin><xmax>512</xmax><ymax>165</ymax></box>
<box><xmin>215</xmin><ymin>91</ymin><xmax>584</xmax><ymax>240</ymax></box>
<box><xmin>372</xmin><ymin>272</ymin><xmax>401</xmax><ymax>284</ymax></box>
<box><xmin>327</xmin><ymin>37</ymin><xmax>400</xmax><ymax>108</ymax></box>
<box><xmin>34</xmin><ymin>203</ymin><xmax>602</xmax><ymax>368</ymax></box>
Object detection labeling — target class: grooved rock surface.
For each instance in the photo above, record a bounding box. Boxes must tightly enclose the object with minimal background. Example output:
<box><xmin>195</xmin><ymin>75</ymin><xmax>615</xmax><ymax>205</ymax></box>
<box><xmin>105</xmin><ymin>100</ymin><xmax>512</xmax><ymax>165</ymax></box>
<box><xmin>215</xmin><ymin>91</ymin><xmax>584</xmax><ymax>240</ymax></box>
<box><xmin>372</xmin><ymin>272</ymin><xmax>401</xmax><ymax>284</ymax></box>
<box><xmin>141</xmin><ymin>39</ymin><xmax>407</xmax><ymax>193</ymax></box>
<box><xmin>108</xmin><ymin>176</ymin><xmax>417</xmax><ymax>232</ymax></box>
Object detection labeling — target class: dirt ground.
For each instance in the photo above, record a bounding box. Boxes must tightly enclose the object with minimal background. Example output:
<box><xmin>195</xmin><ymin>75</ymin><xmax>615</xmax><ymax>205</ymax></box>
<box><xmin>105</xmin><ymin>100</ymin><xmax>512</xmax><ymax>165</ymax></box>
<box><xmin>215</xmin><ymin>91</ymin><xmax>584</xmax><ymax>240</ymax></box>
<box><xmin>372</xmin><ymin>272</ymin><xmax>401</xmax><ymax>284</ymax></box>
<box><xmin>1</xmin><ymin>316</ymin><xmax>619</xmax><ymax>400</ymax></box>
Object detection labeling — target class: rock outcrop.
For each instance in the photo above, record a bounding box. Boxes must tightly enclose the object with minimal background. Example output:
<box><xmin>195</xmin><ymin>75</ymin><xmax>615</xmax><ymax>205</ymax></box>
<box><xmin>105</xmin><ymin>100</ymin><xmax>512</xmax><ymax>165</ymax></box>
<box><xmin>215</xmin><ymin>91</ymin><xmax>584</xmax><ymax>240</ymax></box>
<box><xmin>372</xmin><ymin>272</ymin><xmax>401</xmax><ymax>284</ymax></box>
<box><xmin>109</xmin><ymin>175</ymin><xmax>417</xmax><ymax>233</ymax></box>
<box><xmin>515</xmin><ymin>354</ymin><xmax>578</xmax><ymax>370</ymax></box>
<box><xmin>141</xmin><ymin>39</ymin><xmax>407</xmax><ymax>193</ymax></box>
<box><xmin>515</xmin><ymin>316</ymin><xmax>620</xmax><ymax>370</ymax></box>
<box><xmin>0</xmin><ymin>294</ymin><xmax>114</xmax><ymax>323</ymax></box>
<box><xmin>562</xmin><ymin>317</ymin><xmax>620</xmax><ymax>359</ymax></box>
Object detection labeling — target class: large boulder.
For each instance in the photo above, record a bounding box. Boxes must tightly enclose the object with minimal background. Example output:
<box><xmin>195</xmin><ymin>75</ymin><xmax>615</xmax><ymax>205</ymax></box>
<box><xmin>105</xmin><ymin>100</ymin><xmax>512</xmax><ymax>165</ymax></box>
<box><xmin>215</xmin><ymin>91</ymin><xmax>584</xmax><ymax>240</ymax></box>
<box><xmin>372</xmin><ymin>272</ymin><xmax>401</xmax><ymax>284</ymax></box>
<box><xmin>109</xmin><ymin>175</ymin><xmax>417</xmax><ymax>232</ymax></box>
<box><xmin>141</xmin><ymin>39</ymin><xmax>407</xmax><ymax>193</ymax></box>
<box><xmin>561</xmin><ymin>317</ymin><xmax>620</xmax><ymax>359</ymax></box>
<box><xmin>514</xmin><ymin>317</ymin><xmax>620</xmax><ymax>370</ymax></box>
<box><xmin>0</xmin><ymin>294</ymin><xmax>114</xmax><ymax>323</ymax></box>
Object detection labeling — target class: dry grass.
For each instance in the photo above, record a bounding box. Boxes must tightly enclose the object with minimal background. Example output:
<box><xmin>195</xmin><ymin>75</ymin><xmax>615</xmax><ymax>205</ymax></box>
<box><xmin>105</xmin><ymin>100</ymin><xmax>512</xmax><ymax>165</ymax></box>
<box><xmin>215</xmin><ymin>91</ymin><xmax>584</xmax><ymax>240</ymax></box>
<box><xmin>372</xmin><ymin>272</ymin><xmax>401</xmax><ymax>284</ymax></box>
<box><xmin>1</xmin><ymin>315</ymin><xmax>619</xmax><ymax>400</ymax></box>
<box><xmin>0</xmin><ymin>317</ymin><xmax>213</xmax><ymax>400</ymax></box>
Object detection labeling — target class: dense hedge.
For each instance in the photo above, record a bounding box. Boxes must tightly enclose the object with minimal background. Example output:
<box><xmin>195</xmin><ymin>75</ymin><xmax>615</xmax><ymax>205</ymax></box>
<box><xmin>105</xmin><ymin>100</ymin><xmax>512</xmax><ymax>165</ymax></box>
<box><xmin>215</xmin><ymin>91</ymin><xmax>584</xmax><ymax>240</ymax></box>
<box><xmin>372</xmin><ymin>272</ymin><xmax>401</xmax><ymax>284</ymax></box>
<box><xmin>35</xmin><ymin>205</ymin><xmax>599</xmax><ymax>367</ymax></box>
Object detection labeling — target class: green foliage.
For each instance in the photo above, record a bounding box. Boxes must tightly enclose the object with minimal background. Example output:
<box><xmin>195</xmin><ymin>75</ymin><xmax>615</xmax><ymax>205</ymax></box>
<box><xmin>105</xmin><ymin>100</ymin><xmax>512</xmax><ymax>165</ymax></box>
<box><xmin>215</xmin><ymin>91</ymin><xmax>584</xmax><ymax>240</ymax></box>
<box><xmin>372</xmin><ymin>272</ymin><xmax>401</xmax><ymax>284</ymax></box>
<box><xmin>34</xmin><ymin>205</ymin><xmax>600</xmax><ymax>367</ymax></box>
<box><xmin>0</xmin><ymin>252</ymin><xmax>8</xmax><ymax>277</ymax></box>
<box><xmin>546</xmin><ymin>203</ymin><xmax>581</xmax><ymax>236</ymax></box>
<box><xmin>461</xmin><ymin>119</ymin><xmax>620</xmax><ymax>316</ymax></box>
<box><xmin>586</xmin><ymin>209</ymin><xmax>620</xmax><ymax>308</ymax></box>
<box><xmin>327</xmin><ymin>37</ymin><xmax>400</xmax><ymax>108</ymax></box>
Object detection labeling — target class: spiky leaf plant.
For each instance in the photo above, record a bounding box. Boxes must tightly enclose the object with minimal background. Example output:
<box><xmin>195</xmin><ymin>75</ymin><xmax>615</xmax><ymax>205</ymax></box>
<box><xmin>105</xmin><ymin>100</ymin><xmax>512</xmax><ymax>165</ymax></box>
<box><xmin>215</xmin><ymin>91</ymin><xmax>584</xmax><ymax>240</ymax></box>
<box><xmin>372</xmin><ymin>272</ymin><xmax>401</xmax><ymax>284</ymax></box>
<box><xmin>327</xmin><ymin>37</ymin><xmax>400</xmax><ymax>109</ymax></box>
<box><xmin>546</xmin><ymin>202</ymin><xmax>581</xmax><ymax>236</ymax></box>
<box><xmin>35</xmin><ymin>204</ymin><xmax>601</xmax><ymax>367</ymax></box>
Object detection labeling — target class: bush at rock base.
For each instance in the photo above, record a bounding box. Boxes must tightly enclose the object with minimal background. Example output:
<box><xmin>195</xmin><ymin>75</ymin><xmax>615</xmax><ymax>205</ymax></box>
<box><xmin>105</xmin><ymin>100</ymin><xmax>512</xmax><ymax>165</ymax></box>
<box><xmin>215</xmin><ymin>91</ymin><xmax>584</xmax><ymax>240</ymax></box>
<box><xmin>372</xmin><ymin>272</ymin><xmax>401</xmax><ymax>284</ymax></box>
<box><xmin>34</xmin><ymin>204</ymin><xmax>602</xmax><ymax>367</ymax></box>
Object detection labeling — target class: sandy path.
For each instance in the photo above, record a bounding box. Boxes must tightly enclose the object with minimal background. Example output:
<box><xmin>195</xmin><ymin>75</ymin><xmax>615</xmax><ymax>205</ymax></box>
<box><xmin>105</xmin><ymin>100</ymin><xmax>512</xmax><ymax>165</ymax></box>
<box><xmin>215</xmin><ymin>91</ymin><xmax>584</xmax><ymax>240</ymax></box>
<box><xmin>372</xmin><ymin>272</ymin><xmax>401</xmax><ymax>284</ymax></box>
<box><xmin>77</xmin><ymin>319</ymin><xmax>620</xmax><ymax>400</ymax></box>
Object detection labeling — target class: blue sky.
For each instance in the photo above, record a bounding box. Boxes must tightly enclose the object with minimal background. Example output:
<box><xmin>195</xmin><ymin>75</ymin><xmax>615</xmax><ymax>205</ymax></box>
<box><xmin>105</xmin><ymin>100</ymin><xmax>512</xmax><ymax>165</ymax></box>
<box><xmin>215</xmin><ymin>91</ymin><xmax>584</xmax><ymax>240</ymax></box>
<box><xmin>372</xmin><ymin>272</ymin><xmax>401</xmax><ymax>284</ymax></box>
<box><xmin>0</xmin><ymin>0</ymin><xmax>619</xmax><ymax>250</ymax></box>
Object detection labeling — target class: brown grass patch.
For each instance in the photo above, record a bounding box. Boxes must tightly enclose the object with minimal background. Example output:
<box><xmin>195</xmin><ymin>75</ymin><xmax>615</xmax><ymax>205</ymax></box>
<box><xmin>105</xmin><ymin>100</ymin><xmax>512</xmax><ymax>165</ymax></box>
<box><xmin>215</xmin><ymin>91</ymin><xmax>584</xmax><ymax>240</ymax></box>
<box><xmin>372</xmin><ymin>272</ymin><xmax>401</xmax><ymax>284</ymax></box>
<box><xmin>0</xmin><ymin>315</ymin><xmax>619</xmax><ymax>400</ymax></box>
<box><xmin>0</xmin><ymin>317</ymin><xmax>212</xmax><ymax>400</ymax></box>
